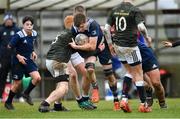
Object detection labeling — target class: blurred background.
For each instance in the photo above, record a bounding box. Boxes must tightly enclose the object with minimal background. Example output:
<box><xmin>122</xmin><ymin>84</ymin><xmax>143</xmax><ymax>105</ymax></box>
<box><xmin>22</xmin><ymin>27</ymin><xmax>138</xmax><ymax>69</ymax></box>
<box><xmin>0</xmin><ymin>0</ymin><xmax>179</xmax><ymax>100</ymax></box>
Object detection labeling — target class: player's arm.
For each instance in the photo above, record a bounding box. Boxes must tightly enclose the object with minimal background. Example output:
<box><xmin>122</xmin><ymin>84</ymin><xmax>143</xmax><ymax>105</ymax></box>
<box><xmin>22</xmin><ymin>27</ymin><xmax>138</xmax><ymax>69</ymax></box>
<box><xmin>104</xmin><ymin>10</ymin><xmax>116</xmax><ymax>55</ymax></box>
<box><xmin>163</xmin><ymin>40</ymin><xmax>180</xmax><ymax>47</ymax></box>
<box><xmin>8</xmin><ymin>34</ymin><xmax>27</xmax><ymax>64</ymax></box>
<box><xmin>137</xmin><ymin>22</ymin><xmax>152</xmax><ymax>47</ymax></box>
<box><xmin>7</xmin><ymin>34</ymin><xmax>19</xmax><ymax>49</ymax></box>
<box><xmin>104</xmin><ymin>24</ymin><xmax>116</xmax><ymax>56</ymax></box>
<box><xmin>70</xmin><ymin>36</ymin><xmax>97</xmax><ymax>51</ymax></box>
<box><xmin>135</xmin><ymin>7</ymin><xmax>152</xmax><ymax>47</ymax></box>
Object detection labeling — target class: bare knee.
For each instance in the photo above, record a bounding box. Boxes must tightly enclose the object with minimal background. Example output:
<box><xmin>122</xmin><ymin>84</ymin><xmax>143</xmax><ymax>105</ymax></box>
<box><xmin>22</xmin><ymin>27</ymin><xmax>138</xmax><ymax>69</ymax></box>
<box><xmin>34</xmin><ymin>76</ymin><xmax>41</xmax><ymax>83</ymax></box>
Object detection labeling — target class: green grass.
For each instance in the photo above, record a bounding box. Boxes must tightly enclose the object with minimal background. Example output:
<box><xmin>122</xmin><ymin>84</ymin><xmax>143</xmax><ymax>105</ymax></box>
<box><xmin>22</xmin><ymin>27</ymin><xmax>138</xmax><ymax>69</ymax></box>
<box><xmin>0</xmin><ymin>98</ymin><xmax>180</xmax><ymax>118</ymax></box>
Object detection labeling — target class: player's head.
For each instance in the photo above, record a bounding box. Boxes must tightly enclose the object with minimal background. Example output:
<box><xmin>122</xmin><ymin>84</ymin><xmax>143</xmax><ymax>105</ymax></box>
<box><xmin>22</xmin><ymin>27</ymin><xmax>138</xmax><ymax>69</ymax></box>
<box><xmin>74</xmin><ymin>13</ymin><xmax>87</xmax><ymax>32</ymax></box>
<box><xmin>73</xmin><ymin>5</ymin><xmax>86</xmax><ymax>15</ymax></box>
<box><xmin>3</xmin><ymin>13</ymin><xmax>14</xmax><ymax>27</ymax></box>
<box><xmin>64</xmin><ymin>15</ymin><xmax>74</xmax><ymax>30</ymax></box>
<box><xmin>22</xmin><ymin>15</ymin><xmax>34</xmax><ymax>35</ymax></box>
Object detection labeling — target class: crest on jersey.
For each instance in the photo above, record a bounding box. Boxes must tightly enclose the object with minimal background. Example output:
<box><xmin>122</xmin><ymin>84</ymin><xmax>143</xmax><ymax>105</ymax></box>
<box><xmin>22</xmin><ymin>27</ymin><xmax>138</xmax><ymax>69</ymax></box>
<box><xmin>3</xmin><ymin>32</ymin><xmax>7</xmax><ymax>36</ymax></box>
<box><xmin>91</xmin><ymin>30</ymin><xmax>97</xmax><ymax>35</ymax></box>
<box><xmin>10</xmin><ymin>31</ymin><xmax>15</xmax><ymax>36</ymax></box>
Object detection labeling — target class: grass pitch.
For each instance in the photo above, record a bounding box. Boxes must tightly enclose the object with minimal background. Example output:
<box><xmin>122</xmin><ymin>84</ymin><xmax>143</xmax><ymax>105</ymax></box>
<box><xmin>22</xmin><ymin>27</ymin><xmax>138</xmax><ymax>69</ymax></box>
<box><xmin>0</xmin><ymin>98</ymin><xmax>180</xmax><ymax>118</ymax></box>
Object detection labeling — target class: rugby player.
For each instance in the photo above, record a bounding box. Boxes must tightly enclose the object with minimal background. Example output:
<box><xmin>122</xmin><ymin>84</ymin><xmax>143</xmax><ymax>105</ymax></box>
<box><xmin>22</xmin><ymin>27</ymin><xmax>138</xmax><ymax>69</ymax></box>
<box><xmin>105</xmin><ymin>0</ymin><xmax>152</xmax><ymax>112</ymax></box>
<box><xmin>5</xmin><ymin>16</ymin><xmax>41</xmax><ymax>110</ymax></box>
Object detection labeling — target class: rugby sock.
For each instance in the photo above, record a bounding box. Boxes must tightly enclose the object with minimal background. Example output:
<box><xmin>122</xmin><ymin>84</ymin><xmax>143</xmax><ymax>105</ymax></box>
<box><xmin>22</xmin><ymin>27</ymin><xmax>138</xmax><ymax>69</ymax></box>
<box><xmin>76</xmin><ymin>97</ymin><xmax>84</xmax><ymax>104</ymax></box>
<box><xmin>6</xmin><ymin>90</ymin><xmax>16</xmax><ymax>103</ymax></box>
<box><xmin>41</xmin><ymin>100</ymin><xmax>50</xmax><ymax>106</ymax></box>
<box><xmin>54</xmin><ymin>103</ymin><xmax>62</xmax><ymax>109</ymax></box>
<box><xmin>146</xmin><ymin>87</ymin><xmax>153</xmax><ymax>97</ymax></box>
<box><xmin>109</xmin><ymin>85</ymin><xmax>119</xmax><ymax>102</ymax></box>
<box><xmin>91</xmin><ymin>82</ymin><xmax>98</xmax><ymax>89</ymax></box>
<box><xmin>122</xmin><ymin>76</ymin><xmax>132</xmax><ymax>98</ymax></box>
<box><xmin>135</xmin><ymin>81</ymin><xmax>146</xmax><ymax>103</ymax></box>
<box><xmin>24</xmin><ymin>81</ymin><xmax>35</xmax><ymax>95</ymax></box>
<box><xmin>82</xmin><ymin>95</ymin><xmax>89</xmax><ymax>101</ymax></box>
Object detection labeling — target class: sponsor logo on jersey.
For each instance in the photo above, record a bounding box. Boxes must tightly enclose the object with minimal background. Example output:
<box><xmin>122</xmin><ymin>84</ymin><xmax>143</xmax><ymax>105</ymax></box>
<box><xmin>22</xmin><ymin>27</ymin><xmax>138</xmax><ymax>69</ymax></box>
<box><xmin>23</xmin><ymin>39</ymin><xmax>27</xmax><ymax>44</ymax></box>
<box><xmin>13</xmin><ymin>75</ymin><xmax>18</xmax><ymax>79</ymax></box>
<box><xmin>91</xmin><ymin>30</ymin><xmax>97</xmax><ymax>35</ymax></box>
<box><xmin>152</xmin><ymin>64</ymin><xmax>157</xmax><ymax>69</ymax></box>
<box><xmin>10</xmin><ymin>31</ymin><xmax>15</xmax><ymax>36</ymax></box>
<box><xmin>3</xmin><ymin>32</ymin><xmax>7</xmax><ymax>36</ymax></box>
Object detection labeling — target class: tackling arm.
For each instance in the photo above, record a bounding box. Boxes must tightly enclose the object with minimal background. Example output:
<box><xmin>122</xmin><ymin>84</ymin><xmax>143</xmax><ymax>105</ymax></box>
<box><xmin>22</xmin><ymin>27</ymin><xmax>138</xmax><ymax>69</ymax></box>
<box><xmin>70</xmin><ymin>37</ymin><xmax>97</xmax><ymax>51</ymax></box>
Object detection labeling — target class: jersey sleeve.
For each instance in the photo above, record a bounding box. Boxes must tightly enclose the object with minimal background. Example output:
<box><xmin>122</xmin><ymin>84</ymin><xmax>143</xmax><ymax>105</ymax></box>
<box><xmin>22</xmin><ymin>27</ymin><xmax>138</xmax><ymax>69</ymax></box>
<box><xmin>8</xmin><ymin>34</ymin><xmax>20</xmax><ymax>48</ymax></box>
<box><xmin>134</xmin><ymin>7</ymin><xmax>145</xmax><ymax>25</ymax></box>
<box><xmin>89</xmin><ymin>21</ymin><xmax>99</xmax><ymax>37</ymax></box>
<box><xmin>71</xmin><ymin>26</ymin><xmax>78</xmax><ymax>37</ymax></box>
<box><xmin>107</xmin><ymin>9</ymin><xmax>115</xmax><ymax>26</ymax></box>
<box><xmin>172</xmin><ymin>40</ymin><xmax>180</xmax><ymax>47</ymax></box>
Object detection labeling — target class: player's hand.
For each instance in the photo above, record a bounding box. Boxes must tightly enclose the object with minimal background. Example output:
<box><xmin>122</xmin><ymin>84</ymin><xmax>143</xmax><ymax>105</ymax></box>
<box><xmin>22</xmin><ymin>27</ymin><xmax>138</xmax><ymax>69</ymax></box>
<box><xmin>109</xmin><ymin>44</ymin><xmax>116</xmax><ymax>56</ymax></box>
<box><xmin>162</xmin><ymin>41</ymin><xmax>173</xmax><ymax>47</ymax></box>
<box><xmin>16</xmin><ymin>54</ymin><xmax>27</xmax><ymax>65</ymax></box>
<box><xmin>69</xmin><ymin>38</ymin><xmax>78</xmax><ymax>49</ymax></box>
<box><xmin>98</xmin><ymin>43</ymin><xmax>105</xmax><ymax>52</ymax></box>
<box><xmin>31</xmin><ymin>52</ymin><xmax>37</xmax><ymax>60</ymax></box>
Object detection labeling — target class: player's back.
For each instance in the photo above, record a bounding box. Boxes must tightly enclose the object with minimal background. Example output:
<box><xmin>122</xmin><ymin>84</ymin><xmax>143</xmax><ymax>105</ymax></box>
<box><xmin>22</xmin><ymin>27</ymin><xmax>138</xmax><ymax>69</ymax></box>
<box><xmin>108</xmin><ymin>2</ymin><xmax>144</xmax><ymax>47</ymax></box>
<box><xmin>46</xmin><ymin>29</ymin><xmax>73</xmax><ymax>63</ymax></box>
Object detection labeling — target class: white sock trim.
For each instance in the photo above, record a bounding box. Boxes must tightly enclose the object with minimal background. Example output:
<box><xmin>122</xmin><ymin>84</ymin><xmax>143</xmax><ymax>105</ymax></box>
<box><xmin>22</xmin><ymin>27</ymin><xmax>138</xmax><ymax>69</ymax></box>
<box><xmin>135</xmin><ymin>80</ymin><xmax>144</xmax><ymax>86</ymax></box>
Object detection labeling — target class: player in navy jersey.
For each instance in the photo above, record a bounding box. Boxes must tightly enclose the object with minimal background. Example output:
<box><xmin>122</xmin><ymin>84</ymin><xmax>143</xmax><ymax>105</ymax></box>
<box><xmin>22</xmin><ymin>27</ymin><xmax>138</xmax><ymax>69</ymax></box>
<box><xmin>4</xmin><ymin>16</ymin><xmax>41</xmax><ymax>110</ymax></box>
<box><xmin>39</xmin><ymin>16</ymin><xmax>95</xmax><ymax>112</ymax></box>
<box><xmin>105</xmin><ymin>0</ymin><xmax>152</xmax><ymax>112</ymax></box>
<box><xmin>69</xmin><ymin>13</ymin><xmax>120</xmax><ymax>111</ymax></box>
<box><xmin>73</xmin><ymin>5</ymin><xmax>100</xmax><ymax>105</ymax></box>
<box><xmin>138</xmin><ymin>37</ymin><xmax>167</xmax><ymax>109</ymax></box>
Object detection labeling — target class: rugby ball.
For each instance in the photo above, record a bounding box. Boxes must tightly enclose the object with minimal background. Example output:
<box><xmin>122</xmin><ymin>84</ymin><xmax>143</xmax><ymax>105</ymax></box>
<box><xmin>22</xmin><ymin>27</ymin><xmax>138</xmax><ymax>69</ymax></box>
<box><xmin>75</xmin><ymin>33</ymin><xmax>88</xmax><ymax>45</ymax></box>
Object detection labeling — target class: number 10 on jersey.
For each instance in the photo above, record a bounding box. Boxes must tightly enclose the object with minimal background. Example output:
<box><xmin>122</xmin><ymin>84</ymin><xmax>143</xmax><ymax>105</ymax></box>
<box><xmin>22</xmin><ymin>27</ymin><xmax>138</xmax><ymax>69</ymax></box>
<box><xmin>115</xmin><ymin>16</ymin><xmax>127</xmax><ymax>31</ymax></box>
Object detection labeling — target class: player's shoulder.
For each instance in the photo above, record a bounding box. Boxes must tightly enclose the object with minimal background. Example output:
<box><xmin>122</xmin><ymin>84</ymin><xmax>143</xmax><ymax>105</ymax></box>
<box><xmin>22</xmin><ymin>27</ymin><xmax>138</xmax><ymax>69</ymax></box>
<box><xmin>87</xmin><ymin>18</ymin><xmax>98</xmax><ymax>28</ymax></box>
<box><xmin>16</xmin><ymin>30</ymin><xmax>24</xmax><ymax>38</ymax></box>
<box><xmin>58</xmin><ymin>29</ymin><xmax>72</xmax><ymax>38</ymax></box>
<box><xmin>63</xmin><ymin>29</ymin><xmax>72</xmax><ymax>35</ymax></box>
<box><xmin>130</xmin><ymin>5</ymin><xmax>141</xmax><ymax>13</ymax></box>
<box><xmin>32</xmin><ymin>30</ymin><xmax>37</xmax><ymax>37</ymax></box>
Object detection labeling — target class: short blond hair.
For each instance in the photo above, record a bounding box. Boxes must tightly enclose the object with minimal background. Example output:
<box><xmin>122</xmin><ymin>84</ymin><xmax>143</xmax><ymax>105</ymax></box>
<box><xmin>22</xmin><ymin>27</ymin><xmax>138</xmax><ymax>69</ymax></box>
<box><xmin>64</xmin><ymin>15</ymin><xmax>74</xmax><ymax>29</ymax></box>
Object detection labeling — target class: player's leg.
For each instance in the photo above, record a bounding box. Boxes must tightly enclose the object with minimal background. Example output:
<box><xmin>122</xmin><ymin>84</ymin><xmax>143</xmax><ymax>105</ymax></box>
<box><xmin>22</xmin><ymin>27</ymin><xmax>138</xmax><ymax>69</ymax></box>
<box><xmin>22</xmin><ymin>60</ymin><xmax>41</xmax><ymax>105</ymax></box>
<box><xmin>39</xmin><ymin>81</ymin><xmax>69</xmax><ymax>113</ymax></box>
<box><xmin>103</xmin><ymin>64</ymin><xmax>120</xmax><ymax>111</ymax></box>
<box><xmin>39</xmin><ymin>59</ymin><xmax>69</xmax><ymax>112</ymax></box>
<box><xmin>119</xmin><ymin>63</ymin><xmax>133</xmax><ymax>112</ymax></box>
<box><xmin>52</xmin><ymin>100</ymin><xmax>69</xmax><ymax>112</ymax></box>
<box><xmin>98</xmin><ymin>45</ymin><xmax>120</xmax><ymax>111</ymax></box>
<box><xmin>146</xmin><ymin>69</ymin><xmax>167</xmax><ymax>108</ymax></box>
<box><xmin>70</xmin><ymin>52</ymin><xmax>96</xmax><ymax>109</ymax></box>
<box><xmin>143</xmin><ymin>74</ymin><xmax>154</xmax><ymax>107</ymax></box>
<box><xmin>84</xmin><ymin>56</ymin><xmax>99</xmax><ymax>103</ymax></box>
<box><xmin>4</xmin><ymin>63</ymin><xmax>24</xmax><ymax>110</ymax></box>
<box><xmin>114</xmin><ymin>45</ymin><xmax>151</xmax><ymax>112</ymax></box>
<box><xmin>4</xmin><ymin>63</ymin><xmax>25</xmax><ymax>110</ymax></box>
<box><xmin>4</xmin><ymin>80</ymin><xmax>22</xmax><ymax>110</ymax></box>
<box><xmin>68</xmin><ymin>62</ymin><xmax>82</xmax><ymax>102</ymax></box>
